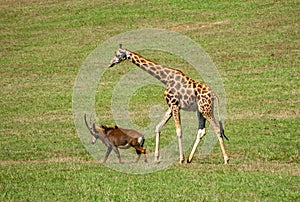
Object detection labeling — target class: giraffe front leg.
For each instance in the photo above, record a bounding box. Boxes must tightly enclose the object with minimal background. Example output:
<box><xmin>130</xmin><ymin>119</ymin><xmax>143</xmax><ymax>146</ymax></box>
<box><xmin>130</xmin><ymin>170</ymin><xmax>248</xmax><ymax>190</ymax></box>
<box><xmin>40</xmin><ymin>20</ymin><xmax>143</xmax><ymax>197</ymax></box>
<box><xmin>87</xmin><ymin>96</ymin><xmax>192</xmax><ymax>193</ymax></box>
<box><xmin>176</xmin><ymin>127</ymin><xmax>185</xmax><ymax>164</ymax></box>
<box><xmin>154</xmin><ymin>131</ymin><xmax>160</xmax><ymax>163</ymax></box>
<box><xmin>172</xmin><ymin>106</ymin><xmax>184</xmax><ymax>164</ymax></box>
<box><xmin>155</xmin><ymin>108</ymin><xmax>172</xmax><ymax>163</ymax></box>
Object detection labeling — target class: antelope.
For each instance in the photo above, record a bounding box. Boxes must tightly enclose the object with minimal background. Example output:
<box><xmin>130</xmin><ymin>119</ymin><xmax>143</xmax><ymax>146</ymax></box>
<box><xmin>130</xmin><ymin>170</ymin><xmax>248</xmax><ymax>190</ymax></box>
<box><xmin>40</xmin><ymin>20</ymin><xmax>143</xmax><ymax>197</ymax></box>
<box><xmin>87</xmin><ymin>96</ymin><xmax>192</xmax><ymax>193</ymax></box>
<box><xmin>84</xmin><ymin>114</ymin><xmax>147</xmax><ymax>163</ymax></box>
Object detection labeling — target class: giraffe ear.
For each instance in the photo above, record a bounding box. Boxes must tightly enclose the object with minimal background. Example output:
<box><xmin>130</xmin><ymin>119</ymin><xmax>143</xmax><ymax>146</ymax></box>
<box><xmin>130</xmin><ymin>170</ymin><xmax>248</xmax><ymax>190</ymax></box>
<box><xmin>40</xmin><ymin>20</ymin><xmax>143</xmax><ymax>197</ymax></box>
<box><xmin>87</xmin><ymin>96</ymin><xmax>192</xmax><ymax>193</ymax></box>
<box><xmin>119</xmin><ymin>44</ymin><xmax>122</xmax><ymax>49</ymax></box>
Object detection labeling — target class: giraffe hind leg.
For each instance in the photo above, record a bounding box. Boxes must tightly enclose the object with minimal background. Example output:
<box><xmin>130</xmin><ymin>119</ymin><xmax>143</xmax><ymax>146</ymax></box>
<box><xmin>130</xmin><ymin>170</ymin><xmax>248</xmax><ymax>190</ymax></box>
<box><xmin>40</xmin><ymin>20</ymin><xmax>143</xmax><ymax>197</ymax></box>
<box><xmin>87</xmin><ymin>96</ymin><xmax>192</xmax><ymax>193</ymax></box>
<box><xmin>209</xmin><ymin>118</ymin><xmax>229</xmax><ymax>164</ymax></box>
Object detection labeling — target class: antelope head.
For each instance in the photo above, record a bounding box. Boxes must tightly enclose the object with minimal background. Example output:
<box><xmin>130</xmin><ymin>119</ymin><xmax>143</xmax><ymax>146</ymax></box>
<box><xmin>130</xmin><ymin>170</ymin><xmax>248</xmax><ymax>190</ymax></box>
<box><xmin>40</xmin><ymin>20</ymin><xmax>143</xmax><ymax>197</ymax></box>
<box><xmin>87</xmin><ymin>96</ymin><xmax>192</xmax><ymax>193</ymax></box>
<box><xmin>83</xmin><ymin>113</ymin><xmax>111</xmax><ymax>146</ymax></box>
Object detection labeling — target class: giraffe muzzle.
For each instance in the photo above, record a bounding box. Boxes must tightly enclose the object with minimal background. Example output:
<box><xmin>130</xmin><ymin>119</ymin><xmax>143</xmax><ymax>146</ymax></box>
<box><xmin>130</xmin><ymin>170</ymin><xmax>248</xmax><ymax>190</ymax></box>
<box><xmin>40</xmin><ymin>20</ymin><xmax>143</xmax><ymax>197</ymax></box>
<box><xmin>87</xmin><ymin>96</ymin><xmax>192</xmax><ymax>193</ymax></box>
<box><xmin>108</xmin><ymin>58</ymin><xmax>119</xmax><ymax>68</ymax></box>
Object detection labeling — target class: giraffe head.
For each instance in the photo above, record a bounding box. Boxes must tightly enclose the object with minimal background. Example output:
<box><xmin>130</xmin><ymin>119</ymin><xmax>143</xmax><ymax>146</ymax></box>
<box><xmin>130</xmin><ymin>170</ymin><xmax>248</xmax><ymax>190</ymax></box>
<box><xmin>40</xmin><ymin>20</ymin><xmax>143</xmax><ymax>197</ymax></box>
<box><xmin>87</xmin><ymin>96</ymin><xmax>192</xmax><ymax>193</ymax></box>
<box><xmin>108</xmin><ymin>44</ymin><xmax>130</xmax><ymax>68</ymax></box>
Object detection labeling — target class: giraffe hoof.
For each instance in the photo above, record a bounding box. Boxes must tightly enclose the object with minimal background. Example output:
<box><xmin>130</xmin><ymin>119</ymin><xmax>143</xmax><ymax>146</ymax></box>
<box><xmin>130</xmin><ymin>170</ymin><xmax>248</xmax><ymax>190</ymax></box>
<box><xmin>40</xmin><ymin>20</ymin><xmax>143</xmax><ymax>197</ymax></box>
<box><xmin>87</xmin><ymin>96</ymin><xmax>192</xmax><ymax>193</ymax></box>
<box><xmin>224</xmin><ymin>156</ymin><xmax>230</xmax><ymax>164</ymax></box>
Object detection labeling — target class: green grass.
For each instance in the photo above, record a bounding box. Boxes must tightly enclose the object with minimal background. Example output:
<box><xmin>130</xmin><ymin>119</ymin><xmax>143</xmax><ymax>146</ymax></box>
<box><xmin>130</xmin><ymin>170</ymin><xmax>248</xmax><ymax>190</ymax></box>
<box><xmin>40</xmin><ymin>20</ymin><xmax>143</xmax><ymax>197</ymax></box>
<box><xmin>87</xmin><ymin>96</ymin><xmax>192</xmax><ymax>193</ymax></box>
<box><xmin>0</xmin><ymin>162</ymin><xmax>298</xmax><ymax>201</ymax></box>
<box><xmin>1</xmin><ymin>0</ymin><xmax>299</xmax><ymax>201</ymax></box>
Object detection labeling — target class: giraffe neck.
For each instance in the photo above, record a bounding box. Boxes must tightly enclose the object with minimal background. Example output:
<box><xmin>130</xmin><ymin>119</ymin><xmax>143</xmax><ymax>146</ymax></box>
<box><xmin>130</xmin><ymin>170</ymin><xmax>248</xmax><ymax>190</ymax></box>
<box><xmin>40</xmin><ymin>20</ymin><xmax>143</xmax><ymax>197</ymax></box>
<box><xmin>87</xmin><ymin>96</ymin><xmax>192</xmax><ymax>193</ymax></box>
<box><xmin>128</xmin><ymin>51</ymin><xmax>175</xmax><ymax>85</ymax></box>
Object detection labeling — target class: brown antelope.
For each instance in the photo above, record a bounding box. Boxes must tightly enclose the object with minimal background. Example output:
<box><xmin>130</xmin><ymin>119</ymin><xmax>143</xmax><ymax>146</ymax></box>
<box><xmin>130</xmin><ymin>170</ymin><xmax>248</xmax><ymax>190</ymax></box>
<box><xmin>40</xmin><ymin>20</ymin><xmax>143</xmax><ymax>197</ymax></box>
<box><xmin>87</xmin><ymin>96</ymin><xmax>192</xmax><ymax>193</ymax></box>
<box><xmin>84</xmin><ymin>114</ymin><xmax>147</xmax><ymax>163</ymax></box>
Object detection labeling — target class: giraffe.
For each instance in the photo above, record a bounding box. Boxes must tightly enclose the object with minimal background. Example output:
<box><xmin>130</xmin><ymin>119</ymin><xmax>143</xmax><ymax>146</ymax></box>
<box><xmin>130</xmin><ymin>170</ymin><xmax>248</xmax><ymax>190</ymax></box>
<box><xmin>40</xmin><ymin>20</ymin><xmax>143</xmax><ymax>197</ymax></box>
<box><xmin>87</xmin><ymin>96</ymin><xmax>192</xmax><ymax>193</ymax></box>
<box><xmin>107</xmin><ymin>44</ymin><xmax>229</xmax><ymax>164</ymax></box>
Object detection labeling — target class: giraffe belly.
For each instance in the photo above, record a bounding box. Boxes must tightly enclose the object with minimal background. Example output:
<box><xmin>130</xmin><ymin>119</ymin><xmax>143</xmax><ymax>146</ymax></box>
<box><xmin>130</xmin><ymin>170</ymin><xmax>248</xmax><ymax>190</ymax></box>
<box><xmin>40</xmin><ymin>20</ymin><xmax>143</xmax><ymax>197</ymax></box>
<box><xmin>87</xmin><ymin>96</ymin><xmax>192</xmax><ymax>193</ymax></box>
<box><xmin>180</xmin><ymin>100</ymin><xmax>198</xmax><ymax>111</ymax></box>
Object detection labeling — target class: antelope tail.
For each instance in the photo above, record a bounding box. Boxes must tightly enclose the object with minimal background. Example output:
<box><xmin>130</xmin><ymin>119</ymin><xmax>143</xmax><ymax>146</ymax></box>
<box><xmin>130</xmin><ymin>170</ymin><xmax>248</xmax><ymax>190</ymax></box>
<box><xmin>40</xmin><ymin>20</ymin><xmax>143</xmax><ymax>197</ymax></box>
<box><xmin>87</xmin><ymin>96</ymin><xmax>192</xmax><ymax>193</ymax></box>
<box><xmin>215</xmin><ymin>95</ymin><xmax>229</xmax><ymax>141</ymax></box>
<box><xmin>138</xmin><ymin>136</ymin><xmax>145</xmax><ymax>147</ymax></box>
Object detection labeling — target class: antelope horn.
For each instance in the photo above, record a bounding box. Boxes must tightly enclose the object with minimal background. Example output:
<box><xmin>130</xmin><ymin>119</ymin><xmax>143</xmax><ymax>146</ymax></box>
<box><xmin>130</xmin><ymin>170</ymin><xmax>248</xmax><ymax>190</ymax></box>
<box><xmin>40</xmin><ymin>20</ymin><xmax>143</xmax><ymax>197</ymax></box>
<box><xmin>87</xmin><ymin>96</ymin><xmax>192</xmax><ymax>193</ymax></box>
<box><xmin>84</xmin><ymin>113</ymin><xmax>95</xmax><ymax>137</ymax></box>
<box><xmin>89</xmin><ymin>113</ymin><xmax>93</xmax><ymax>126</ymax></box>
<box><xmin>93</xmin><ymin>123</ymin><xmax>97</xmax><ymax>132</ymax></box>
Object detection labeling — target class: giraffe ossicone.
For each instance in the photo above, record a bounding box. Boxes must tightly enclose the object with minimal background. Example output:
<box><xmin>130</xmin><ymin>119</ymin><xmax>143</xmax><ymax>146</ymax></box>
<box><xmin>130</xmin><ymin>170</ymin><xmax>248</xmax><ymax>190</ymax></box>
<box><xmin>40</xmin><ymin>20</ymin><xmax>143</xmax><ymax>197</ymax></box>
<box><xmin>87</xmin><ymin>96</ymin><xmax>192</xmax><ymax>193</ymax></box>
<box><xmin>107</xmin><ymin>46</ymin><xmax>229</xmax><ymax>164</ymax></box>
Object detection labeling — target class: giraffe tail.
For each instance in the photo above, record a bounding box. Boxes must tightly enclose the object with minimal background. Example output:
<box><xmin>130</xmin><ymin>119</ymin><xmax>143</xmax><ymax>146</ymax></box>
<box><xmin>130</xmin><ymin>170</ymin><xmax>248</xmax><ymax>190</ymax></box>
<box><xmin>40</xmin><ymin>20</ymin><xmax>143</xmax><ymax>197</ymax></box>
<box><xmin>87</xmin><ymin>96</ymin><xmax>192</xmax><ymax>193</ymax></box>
<box><xmin>215</xmin><ymin>94</ymin><xmax>229</xmax><ymax>141</ymax></box>
<box><xmin>219</xmin><ymin>120</ymin><xmax>229</xmax><ymax>141</ymax></box>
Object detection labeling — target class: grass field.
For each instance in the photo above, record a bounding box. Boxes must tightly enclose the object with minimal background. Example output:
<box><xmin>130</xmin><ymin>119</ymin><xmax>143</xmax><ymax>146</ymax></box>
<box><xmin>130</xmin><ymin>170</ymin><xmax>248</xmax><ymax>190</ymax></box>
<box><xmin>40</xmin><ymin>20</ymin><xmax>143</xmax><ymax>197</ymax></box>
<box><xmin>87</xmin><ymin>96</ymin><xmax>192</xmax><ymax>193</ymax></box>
<box><xmin>1</xmin><ymin>0</ymin><xmax>299</xmax><ymax>201</ymax></box>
